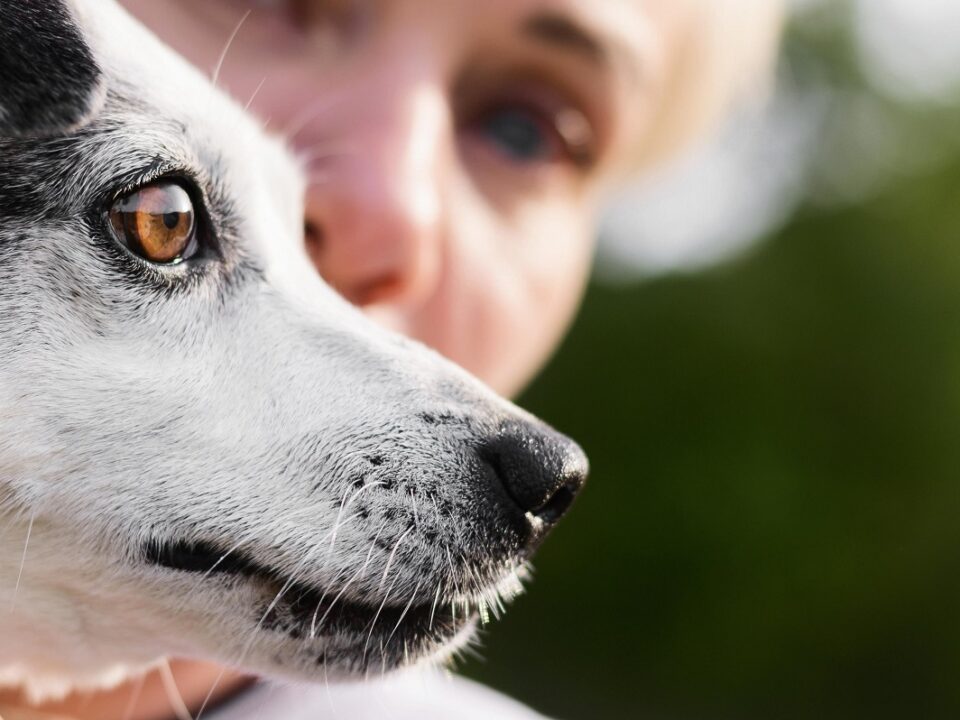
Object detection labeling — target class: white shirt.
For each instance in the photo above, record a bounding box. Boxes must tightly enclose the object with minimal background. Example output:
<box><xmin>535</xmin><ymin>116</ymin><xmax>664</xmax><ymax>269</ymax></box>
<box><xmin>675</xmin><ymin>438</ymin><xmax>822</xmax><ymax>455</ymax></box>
<box><xmin>206</xmin><ymin>669</ymin><xmax>551</xmax><ymax>720</ymax></box>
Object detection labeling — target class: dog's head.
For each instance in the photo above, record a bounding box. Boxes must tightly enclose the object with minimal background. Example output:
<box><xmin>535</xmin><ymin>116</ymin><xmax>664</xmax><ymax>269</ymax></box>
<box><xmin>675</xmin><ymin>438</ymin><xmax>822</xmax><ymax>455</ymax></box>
<box><xmin>0</xmin><ymin>0</ymin><xmax>587</xmax><ymax>701</ymax></box>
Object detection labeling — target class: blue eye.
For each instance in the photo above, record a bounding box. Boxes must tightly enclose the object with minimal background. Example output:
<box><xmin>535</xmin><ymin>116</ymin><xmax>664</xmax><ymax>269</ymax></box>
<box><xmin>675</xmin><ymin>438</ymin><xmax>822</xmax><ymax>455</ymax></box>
<box><xmin>481</xmin><ymin>107</ymin><xmax>551</xmax><ymax>162</ymax></box>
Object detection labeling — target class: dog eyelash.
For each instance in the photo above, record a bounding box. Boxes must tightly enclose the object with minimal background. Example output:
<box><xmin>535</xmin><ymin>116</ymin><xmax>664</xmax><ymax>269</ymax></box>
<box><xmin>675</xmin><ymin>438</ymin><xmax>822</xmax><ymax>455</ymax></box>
<box><xmin>105</xmin><ymin>160</ymin><xmax>191</xmax><ymax>204</ymax></box>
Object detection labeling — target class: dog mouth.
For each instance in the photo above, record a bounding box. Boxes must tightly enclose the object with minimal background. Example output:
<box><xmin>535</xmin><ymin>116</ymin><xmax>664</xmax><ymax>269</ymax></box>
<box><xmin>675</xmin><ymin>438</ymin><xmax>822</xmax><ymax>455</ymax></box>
<box><xmin>143</xmin><ymin>538</ymin><xmax>517</xmax><ymax>669</ymax></box>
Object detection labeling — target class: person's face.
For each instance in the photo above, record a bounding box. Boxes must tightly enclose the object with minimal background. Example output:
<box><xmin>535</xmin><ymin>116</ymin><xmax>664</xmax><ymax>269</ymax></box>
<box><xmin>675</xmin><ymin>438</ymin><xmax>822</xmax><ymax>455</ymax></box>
<box><xmin>121</xmin><ymin>0</ymin><xmax>661</xmax><ymax>395</ymax></box>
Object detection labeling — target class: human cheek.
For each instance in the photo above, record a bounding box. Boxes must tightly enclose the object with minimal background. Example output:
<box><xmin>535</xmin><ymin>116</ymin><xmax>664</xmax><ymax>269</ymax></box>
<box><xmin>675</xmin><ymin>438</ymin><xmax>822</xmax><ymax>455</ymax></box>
<box><xmin>450</xmin><ymin>211</ymin><xmax>593</xmax><ymax>397</ymax></box>
<box><xmin>510</xmin><ymin>210</ymin><xmax>595</xmax><ymax>374</ymax></box>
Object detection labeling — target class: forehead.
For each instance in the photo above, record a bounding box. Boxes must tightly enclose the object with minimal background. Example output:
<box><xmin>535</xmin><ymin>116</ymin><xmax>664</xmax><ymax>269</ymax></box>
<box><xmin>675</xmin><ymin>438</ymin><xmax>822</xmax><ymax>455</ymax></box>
<box><xmin>428</xmin><ymin>0</ymin><xmax>656</xmax><ymax>69</ymax></box>
<box><xmin>497</xmin><ymin>0</ymin><xmax>653</xmax><ymax>37</ymax></box>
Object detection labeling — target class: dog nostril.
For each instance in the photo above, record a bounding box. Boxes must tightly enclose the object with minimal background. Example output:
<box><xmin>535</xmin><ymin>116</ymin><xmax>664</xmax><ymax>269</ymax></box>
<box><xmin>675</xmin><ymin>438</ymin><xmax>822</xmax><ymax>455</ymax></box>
<box><xmin>531</xmin><ymin>481</ymin><xmax>579</xmax><ymax>525</ymax></box>
<box><xmin>480</xmin><ymin>423</ymin><xmax>588</xmax><ymax>532</ymax></box>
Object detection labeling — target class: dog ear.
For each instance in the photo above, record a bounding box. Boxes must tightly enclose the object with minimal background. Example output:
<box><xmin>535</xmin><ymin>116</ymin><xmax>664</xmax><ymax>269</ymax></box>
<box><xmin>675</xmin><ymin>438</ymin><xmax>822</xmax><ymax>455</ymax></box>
<box><xmin>0</xmin><ymin>1</ymin><xmax>105</xmax><ymax>138</ymax></box>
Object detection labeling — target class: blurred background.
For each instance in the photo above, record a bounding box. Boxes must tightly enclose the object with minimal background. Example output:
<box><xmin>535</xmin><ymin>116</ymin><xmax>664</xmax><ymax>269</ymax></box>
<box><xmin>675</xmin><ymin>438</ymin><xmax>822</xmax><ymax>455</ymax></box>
<box><xmin>462</xmin><ymin>1</ymin><xmax>960</xmax><ymax>718</ymax></box>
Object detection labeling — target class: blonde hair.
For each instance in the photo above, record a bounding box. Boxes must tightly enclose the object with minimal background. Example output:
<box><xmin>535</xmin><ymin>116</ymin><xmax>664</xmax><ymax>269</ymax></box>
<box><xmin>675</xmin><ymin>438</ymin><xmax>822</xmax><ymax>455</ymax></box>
<box><xmin>627</xmin><ymin>0</ymin><xmax>784</xmax><ymax>174</ymax></box>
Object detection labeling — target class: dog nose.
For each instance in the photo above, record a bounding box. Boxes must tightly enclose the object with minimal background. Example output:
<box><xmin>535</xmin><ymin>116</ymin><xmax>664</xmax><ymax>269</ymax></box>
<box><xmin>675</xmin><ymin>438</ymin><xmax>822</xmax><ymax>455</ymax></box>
<box><xmin>480</xmin><ymin>421</ymin><xmax>588</xmax><ymax>534</ymax></box>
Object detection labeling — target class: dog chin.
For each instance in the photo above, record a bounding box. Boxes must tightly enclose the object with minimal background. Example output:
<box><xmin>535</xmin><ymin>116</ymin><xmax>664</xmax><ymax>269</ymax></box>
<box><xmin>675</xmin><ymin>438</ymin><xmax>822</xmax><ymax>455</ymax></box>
<box><xmin>260</xmin><ymin>609</ymin><xmax>482</xmax><ymax>684</ymax></box>
<box><xmin>143</xmin><ymin>539</ymin><xmax>527</xmax><ymax>679</ymax></box>
<box><xmin>272</xmin><ymin>567</ymin><xmax>527</xmax><ymax>679</ymax></box>
<box><xmin>202</xmin><ymin>576</ymin><xmax>493</xmax><ymax>682</ymax></box>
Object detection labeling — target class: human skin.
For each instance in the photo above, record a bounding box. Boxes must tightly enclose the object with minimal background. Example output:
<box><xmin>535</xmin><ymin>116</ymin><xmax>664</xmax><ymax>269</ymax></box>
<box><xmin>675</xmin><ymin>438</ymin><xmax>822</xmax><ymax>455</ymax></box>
<box><xmin>119</xmin><ymin>0</ymin><xmax>682</xmax><ymax>399</ymax></box>
<box><xmin>0</xmin><ymin>1</ymin><xmax>753</xmax><ymax>718</ymax></box>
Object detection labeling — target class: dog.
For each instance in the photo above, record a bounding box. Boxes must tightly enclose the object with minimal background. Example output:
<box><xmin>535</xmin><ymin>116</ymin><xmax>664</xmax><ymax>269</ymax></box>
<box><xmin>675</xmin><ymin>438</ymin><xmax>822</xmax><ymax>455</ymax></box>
<box><xmin>0</xmin><ymin>0</ymin><xmax>587</xmax><ymax>703</ymax></box>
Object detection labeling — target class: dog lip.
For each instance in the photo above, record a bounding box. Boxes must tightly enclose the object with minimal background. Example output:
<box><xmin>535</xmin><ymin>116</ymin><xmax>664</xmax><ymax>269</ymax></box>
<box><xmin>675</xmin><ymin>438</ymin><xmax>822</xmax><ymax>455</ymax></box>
<box><xmin>144</xmin><ymin>538</ymin><xmax>260</xmax><ymax>576</ymax></box>
<box><xmin>142</xmin><ymin>538</ymin><xmax>469</xmax><ymax>654</ymax></box>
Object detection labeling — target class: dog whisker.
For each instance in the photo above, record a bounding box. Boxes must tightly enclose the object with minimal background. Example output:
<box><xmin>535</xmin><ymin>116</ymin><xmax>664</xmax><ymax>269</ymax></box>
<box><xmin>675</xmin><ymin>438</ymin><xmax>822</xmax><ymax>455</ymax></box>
<box><xmin>407</xmin><ymin>488</ymin><xmax>419</xmax><ymax>527</ymax></box>
<box><xmin>442</xmin><ymin>544</ymin><xmax>460</xmax><ymax>623</ymax></box>
<box><xmin>382</xmin><ymin>579</ymin><xmax>421</xmax><ymax>657</ymax></box>
<box><xmin>10</xmin><ymin>512</ymin><xmax>33</xmax><ymax>612</ymax></box>
<box><xmin>199</xmin><ymin>536</ymin><xmax>250</xmax><ymax>583</ymax></box>
<box><xmin>310</xmin><ymin>523</ymin><xmax>384</xmax><ymax>638</ymax></box>
<box><xmin>196</xmin><ymin>539</ymin><xmax>325</xmax><ymax>720</ymax></box>
<box><xmin>243</xmin><ymin>76</ymin><xmax>268</xmax><ymax>113</ymax></box>
<box><xmin>194</xmin><ymin>665</ymin><xmax>228</xmax><ymax>720</ymax></box>
<box><xmin>376</xmin><ymin>525</ymin><xmax>412</xmax><ymax>594</ymax></box>
<box><xmin>362</xmin><ymin>527</ymin><xmax>414</xmax><ymax>670</ymax></box>
<box><xmin>172</xmin><ymin>529</ymin><xmax>260</xmax><ymax>618</ymax></box>
<box><xmin>362</xmin><ymin>567</ymin><xmax>401</xmax><ymax>682</ymax></box>
<box><xmin>201</xmin><ymin>576</ymin><xmax>297</xmax><ymax>719</ymax></box>
<box><xmin>158</xmin><ymin>657</ymin><xmax>194</xmax><ymax>720</ymax></box>
<box><xmin>428</xmin><ymin>580</ymin><xmax>443</xmax><ymax>632</ymax></box>
<box><xmin>328</xmin><ymin>480</ymin><xmax>385</xmax><ymax>555</ymax></box>
<box><xmin>120</xmin><ymin>669</ymin><xmax>148</xmax><ymax>720</ymax></box>
<box><xmin>211</xmin><ymin>10</ymin><xmax>251</xmax><ymax>88</ymax></box>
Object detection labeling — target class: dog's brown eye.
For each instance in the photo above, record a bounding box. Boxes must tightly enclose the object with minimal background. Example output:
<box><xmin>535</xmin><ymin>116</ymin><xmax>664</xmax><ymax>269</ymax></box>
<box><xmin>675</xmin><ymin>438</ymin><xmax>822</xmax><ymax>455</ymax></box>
<box><xmin>109</xmin><ymin>182</ymin><xmax>197</xmax><ymax>264</ymax></box>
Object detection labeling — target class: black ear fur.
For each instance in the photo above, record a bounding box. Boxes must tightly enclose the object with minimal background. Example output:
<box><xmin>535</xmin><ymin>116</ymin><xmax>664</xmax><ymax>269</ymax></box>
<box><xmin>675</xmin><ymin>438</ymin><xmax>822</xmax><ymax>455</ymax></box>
<box><xmin>0</xmin><ymin>0</ymin><xmax>104</xmax><ymax>138</ymax></box>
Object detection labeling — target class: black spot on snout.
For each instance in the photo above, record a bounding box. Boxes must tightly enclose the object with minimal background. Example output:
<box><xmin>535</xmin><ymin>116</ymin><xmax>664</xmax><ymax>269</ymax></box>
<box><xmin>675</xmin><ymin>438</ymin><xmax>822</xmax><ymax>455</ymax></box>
<box><xmin>417</xmin><ymin>411</ymin><xmax>460</xmax><ymax>427</ymax></box>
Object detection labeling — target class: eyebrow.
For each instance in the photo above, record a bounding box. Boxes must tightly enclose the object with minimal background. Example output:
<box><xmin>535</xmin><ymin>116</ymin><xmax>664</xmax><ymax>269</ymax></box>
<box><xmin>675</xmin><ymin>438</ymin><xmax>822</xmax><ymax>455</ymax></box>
<box><xmin>520</xmin><ymin>9</ymin><xmax>646</xmax><ymax>92</ymax></box>
<box><xmin>521</xmin><ymin>12</ymin><xmax>609</xmax><ymax>68</ymax></box>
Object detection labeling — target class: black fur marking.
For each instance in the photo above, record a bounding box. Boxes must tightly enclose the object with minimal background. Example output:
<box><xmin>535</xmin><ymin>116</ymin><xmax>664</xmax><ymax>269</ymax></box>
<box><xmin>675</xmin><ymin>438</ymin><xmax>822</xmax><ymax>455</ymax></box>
<box><xmin>144</xmin><ymin>538</ymin><xmax>260</xmax><ymax>575</ymax></box>
<box><xmin>0</xmin><ymin>89</ymin><xmax>264</xmax><ymax>305</ymax></box>
<box><xmin>0</xmin><ymin>1</ymin><xmax>104</xmax><ymax>137</ymax></box>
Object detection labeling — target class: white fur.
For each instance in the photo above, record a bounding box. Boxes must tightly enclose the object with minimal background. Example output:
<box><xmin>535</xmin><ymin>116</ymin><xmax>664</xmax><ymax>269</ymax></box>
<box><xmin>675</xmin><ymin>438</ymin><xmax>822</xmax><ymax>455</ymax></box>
<box><xmin>0</xmin><ymin>0</ymin><xmax>559</xmax><ymax>701</ymax></box>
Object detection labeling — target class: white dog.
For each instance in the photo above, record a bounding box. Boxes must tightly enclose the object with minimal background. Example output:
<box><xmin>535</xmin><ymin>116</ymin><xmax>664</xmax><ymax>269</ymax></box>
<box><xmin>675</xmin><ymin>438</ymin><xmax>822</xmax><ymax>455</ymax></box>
<box><xmin>0</xmin><ymin>0</ymin><xmax>587</xmax><ymax>704</ymax></box>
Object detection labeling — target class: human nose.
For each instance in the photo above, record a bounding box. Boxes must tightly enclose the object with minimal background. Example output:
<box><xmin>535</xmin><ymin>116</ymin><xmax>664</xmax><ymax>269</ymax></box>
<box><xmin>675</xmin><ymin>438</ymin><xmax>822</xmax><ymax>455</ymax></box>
<box><xmin>301</xmin><ymin>85</ymin><xmax>449</xmax><ymax>309</ymax></box>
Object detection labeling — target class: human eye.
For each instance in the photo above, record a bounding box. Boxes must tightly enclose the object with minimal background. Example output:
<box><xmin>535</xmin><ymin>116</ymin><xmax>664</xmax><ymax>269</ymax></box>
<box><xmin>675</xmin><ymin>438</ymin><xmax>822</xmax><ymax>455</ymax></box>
<box><xmin>459</xmin><ymin>80</ymin><xmax>600</xmax><ymax>173</ymax></box>
<box><xmin>475</xmin><ymin>103</ymin><xmax>594</xmax><ymax>169</ymax></box>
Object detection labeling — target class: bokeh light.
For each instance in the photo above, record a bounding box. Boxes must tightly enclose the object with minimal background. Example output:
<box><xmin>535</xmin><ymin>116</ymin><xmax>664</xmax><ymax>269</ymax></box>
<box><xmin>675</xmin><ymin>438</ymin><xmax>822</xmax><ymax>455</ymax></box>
<box><xmin>464</xmin><ymin>3</ymin><xmax>960</xmax><ymax>718</ymax></box>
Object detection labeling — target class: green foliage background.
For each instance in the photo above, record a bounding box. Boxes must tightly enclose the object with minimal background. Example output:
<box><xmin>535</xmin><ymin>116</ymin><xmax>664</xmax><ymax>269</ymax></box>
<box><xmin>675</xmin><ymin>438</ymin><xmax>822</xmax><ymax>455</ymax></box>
<box><xmin>464</xmin><ymin>6</ymin><xmax>960</xmax><ymax>718</ymax></box>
